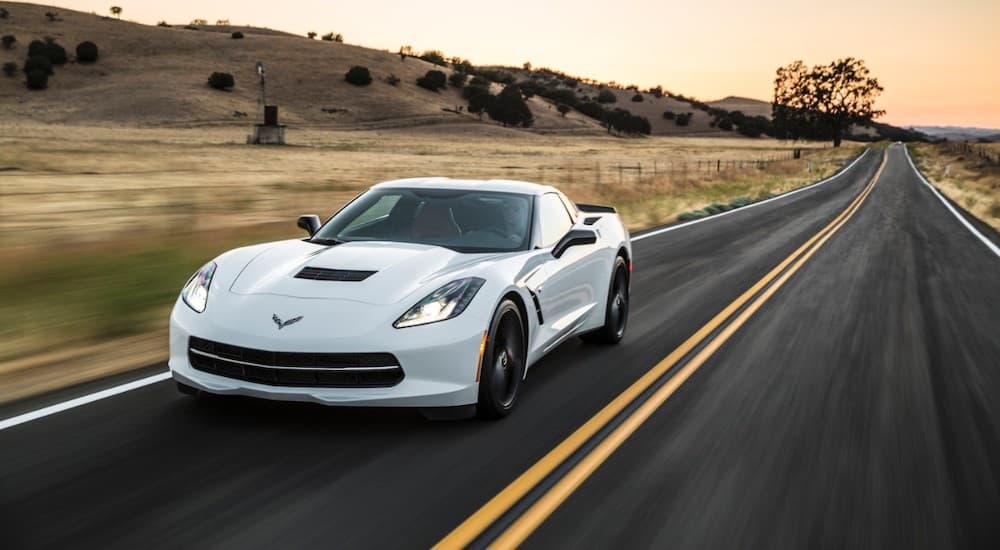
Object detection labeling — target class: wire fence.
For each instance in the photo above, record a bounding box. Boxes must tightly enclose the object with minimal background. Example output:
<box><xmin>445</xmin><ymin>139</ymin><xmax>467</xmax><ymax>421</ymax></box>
<box><xmin>945</xmin><ymin>142</ymin><xmax>1000</xmax><ymax>165</ymax></box>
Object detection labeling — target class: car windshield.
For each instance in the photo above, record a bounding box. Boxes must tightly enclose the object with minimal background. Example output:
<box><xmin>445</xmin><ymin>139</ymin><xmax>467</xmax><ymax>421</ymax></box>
<box><xmin>312</xmin><ymin>188</ymin><xmax>533</xmax><ymax>253</ymax></box>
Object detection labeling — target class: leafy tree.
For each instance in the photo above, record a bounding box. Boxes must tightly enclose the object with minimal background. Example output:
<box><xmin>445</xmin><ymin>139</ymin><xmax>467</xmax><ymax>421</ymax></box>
<box><xmin>44</xmin><ymin>40</ymin><xmax>68</xmax><ymax>65</ymax></box>
<box><xmin>464</xmin><ymin>85</ymin><xmax>494</xmax><ymax>118</ymax></box>
<box><xmin>736</xmin><ymin>116</ymin><xmax>771</xmax><ymax>138</ymax></box>
<box><xmin>45</xmin><ymin>11</ymin><xmax>59</xmax><ymax>22</ymax></box>
<box><xmin>231</xmin><ymin>31</ymin><xmax>244</xmax><ymax>39</ymax></box>
<box><xmin>0</xmin><ymin>8</ymin><xmax>9</xmax><ymax>19</ymax></box>
<box><xmin>557</xmin><ymin>104</ymin><xmax>571</xmax><ymax>117</ymax></box>
<box><xmin>448</xmin><ymin>71</ymin><xmax>467</xmax><ymax>88</ymax></box>
<box><xmin>321</xmin><ymin>32</ymin><xmax>343</xmax><ymax>42</ymax></box>
<box><xmin>596</xmin><ymin>89</ymin><xmax>616</xmax><ymax>104</ymax></box>
<box><xmin>23</xmin><ymin>54</ymin><xmax>52</xmax><ymax>75</ymax></box>
<box><xmin>207</xmin><ymin>72</ymin><xmax>234</xmax><ymax>90</ymax></box>
<box><xmin>345</xmin><ymin>65</ymin><xmax>372</xmax><ymax>86</ymax></box>
<box><xmin>157</xmin><ymin>21</ymin><xmax>171</xmax><ymax>27</ymax></box>
<box><xmin>675</xmin><ymin>112</ymin><xmax>693</xmax><ymax>126</ymax></box>
<box><xmin>606</xmin><ymin>108</ymin><xmax>651</xmax><ymax>136</ymax></box>
<box><xmin>576</xmin><ymin>101</ymin><xmax>608</xmax><ymax>123</ymax></box>
<box><xmin>517</xmin><ymin>79</ymin><xmax>545</xmax><ymax>98</ymax></box>
<box><xmin>2</xmin><ymin>61</ymin><xmax>17</xmax><ymax>77</ymax></box>
<box><xmin>452</xmin><ymin>59</ymin><xmax>474</xmax><ymax>74</ymax></box>
<box><xmin>28</xmin><ymin>40</ymin><xmax>46</xmax><ymax>57</ymax></box>
<box><xmin>539</xmin><ymin>87</ymin><xmax>577</xmax><ymax>107</ymax></box>
<box><xmin>716</xmin><ymin>117</ymin><xmax>733</xmax><ymax>131</ymax></box>
<box><xmin>26</xmin><ymin>68</ymin><xmax>48</xmax><ymax>89</ymax></box>
<box><xmin>487</xmin><ymin>85</ymin><xmax>533</xmax><ymax>128</ymax></box>
<box><xmin>110</xmin><ymin>6</ymin><xmax>122</xmax><ymax>19</ymax></box>
<box><xmin>307</xmin><ymin>31</ymin><xmax>317</xmax><ymax>39</ymax></box>
<box><xmin>76</xmin><ymin>41</ymin><xmax>99</xmax><ymax>63</ymax></box>
<box><xmin>662</xmin><ymin>110</ymin><xmax>675</xmax><ymax>120</ymax></box>
<box><xmin>419</xmin><ymin>50</ymin><xmax>447</xmax><ymax>66</ymax></box>
<box><xmin>773</xmin><ymin>58</ymin><xmax>884</xmax><ymax>147</ymax></box>
<box><xmin>416</xmin><ymin>70</ymin><xmax>447</xmax><ymax>91</ymax></box>
<box><xmin>469</xmin><ymin>75</ymin><xmax>490</xmax><ymax>87</ymax></box>
<box><xmin>1</xmin><ymin>35</ymin><xmax>14</xmax><ymax>50</ymax></box>
<box><xmin>648</xmin><ymin>85</ymin><xmax>664</xmax><ymax>98</ymax></box>
<box><xmin>631</xmin><ymin>93</ymin><xmax>643</xmax><ymax>102</ymax></box>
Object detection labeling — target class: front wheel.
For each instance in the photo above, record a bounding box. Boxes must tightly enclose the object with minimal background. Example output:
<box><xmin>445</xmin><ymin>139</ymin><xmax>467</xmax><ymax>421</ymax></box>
<box><xmin>477</xmin><ymin>299</ymin><xmax>526</xmax><ymax>419</ymax></box>
<box><xmin>580</xmin><ymin>256</ymin><xmax>629</xmax><ymax>345</ymax></box>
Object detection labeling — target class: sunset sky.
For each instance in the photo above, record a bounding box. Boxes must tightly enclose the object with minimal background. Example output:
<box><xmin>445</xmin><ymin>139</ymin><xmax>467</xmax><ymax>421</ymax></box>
<box><xmin>51</xmin><ymin>0</ymin><xmax>1000</xmax><ymax>128</ymax></box>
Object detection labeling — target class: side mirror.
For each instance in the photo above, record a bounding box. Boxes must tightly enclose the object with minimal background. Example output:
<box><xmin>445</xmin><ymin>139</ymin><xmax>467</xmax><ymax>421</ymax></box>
<box><xmin>297</xmin><ymin>214</ymin><xmax>321</xmax><ymax>236</ymax></box>
<box><xmin>552</xmin><ymin>229</ymin><xmax>597</xmax><ymax>258</ymax></box>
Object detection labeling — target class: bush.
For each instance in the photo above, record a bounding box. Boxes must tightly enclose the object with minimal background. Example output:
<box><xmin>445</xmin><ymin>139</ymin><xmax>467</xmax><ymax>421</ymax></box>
<box><xmin>469</xmin><ymin>75</ymin><xmax>490</xmax><ymax>87</ymax></box>
<box><xmin>23</xmin><ymin>54</ymin><xmax>53</xmax><ymax>75</ymax></box>
<box><xmin>25</xmin><ymin>68</ymin><xmax>48</xmax><ymax>90</ymax></box>
<box><xmin>678</xmin><ymin>210</ymin><xmax>708</xmax><ymax>221</ymax></box>
<box><xmin>207</xmin><ymin>71</ymin><xmax>234</xmax><ymax>90</ymax></box>
<box><xmin>1</xmin><ymin>35</ymin><xmax>15</xmax><ymax>49</ymax></box>
<box><xmin>675</xmin><ymin>112</ymin><xmax>693</xmax><ymax>126</ymax></box>
<box><xmin>631</xmin><ymin>93</ymin><xmax>643</xmax><ymax>102</ymax></box>
<box><xmin>418</xmin><ymin>50</ymin><xmax>446</xmax><ymax>66</ymax></box>
<box><xmin>0</xmin><ymin>8</ymin><xmax>8</xmax><ymax>19</ymax></box>
<box><xmin>716</xmin><ymin>117</ymin><xmax>733</xmax><ymax>131</ymax></box>
<box><xmin>385</xmin><ymin>73</ymin><xmax>400</xmax><ymax>86</ymax></box>
<box><xmin>596</xmin><ymin>89</ymin><xmax>617</xmax><ymax>103</ymax></box>
<box><xmin>662</xmin><ymin>110</ymin><xmax>675</xmax><ymax>120</ymax></box>
<box><xmin>157</xmin><ymin>21</ymin><xmax>171</xmax><ymax>27</ymax></box>
<box><xmin>448</xmin><ymin>71</ymin><xmax>466</xmax><ymax>88</ymax></box>
<box><xmin>464</xmin><ymin>85</ymin><xmax>494</xmax><ymax>117</ymax></box>
<box><xmin>44</xmin><ymin>40</ymin><xmax>67</xmax><ymax>65</ymax></box>
<box><xmin>344</xmin><ymin>65</ymin><xmax>372</xmax><ymax>86</ymax></box>
<box><xmin>487</xmin><ymin>85</ymin><xmax>533</xmax><ymax>128</ymax></box>
<box><xmin>557</xmin><ymin>104</ymin><xmax>571</xmax><ymax>117</ymax></box>
<box><xmin>28</xmin><ymin>40</ymin><xmax>46</xmax><ymax>57</ymax></box>
<box><xmin>231</xmin><ymin>31</ymin><xmax>244</xmax><ymax>39</ymax></box>
<box><xmin>2</xmin><ymin>61</ymin><xmax>17</xmax><ymax>77</ymax></box>
<box><xmin>321</xmin><ymin>32</ymin><xmax>343</xmax><ymax>42</ymax></box>
<box><xmin>729</xmin><ymin>197</ymin><xmax>753</xmax><ymax>209</ymax></box>
<box><xmin>306</xmin><ymin>31</ymin><xmax>316</xmax><ymax>39</ymax></box>
<box><xmin>76</xmin><ymin>41</ymin><xmax>98</xmax><ymax>63</ymax></box>
<box><xmin>416</xmin><ymin>70</ymin><xmax>447</xmax><ymax>91</ymax></box>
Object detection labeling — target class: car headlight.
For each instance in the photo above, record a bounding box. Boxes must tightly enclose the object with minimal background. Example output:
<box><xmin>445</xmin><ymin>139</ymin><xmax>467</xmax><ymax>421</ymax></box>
<box><xmin>181</xmin><ymin>262</ymin><xmax>217</xmax><ymax>313</ymax></box>
<box><xmin>394</xmin><ymin>277</ymin><xmax>485</xmax><ymax>328</ymax></box>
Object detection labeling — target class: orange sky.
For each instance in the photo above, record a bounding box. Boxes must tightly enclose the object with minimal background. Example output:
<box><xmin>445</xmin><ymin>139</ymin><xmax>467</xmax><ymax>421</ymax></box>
<box><xmin>47</xmin><ymin>0</ymin><xmax>1000</xmax><ymax>128</ymax></box>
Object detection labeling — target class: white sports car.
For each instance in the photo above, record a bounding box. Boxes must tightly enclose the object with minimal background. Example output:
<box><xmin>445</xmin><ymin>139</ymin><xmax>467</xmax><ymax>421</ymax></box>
<box><xmin>169</xmin><ymin>178</ymin><xmax>632</xmax><ymax>418</ymax></box>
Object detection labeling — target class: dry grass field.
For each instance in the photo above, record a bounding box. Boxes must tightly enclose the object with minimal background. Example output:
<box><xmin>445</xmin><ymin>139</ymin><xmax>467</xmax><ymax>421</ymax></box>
<box><xmin>0</xmin><ymin>121</ymin><xmax>861</xmax><ymax>402</ymax></box>
<box><xmin>910</xmin><ymin>143</ymin><xmax>1000</xmax><ymax>231</ymax></box>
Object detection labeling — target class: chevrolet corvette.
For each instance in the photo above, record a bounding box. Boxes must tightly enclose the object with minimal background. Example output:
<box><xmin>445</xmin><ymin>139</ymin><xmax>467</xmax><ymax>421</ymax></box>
<box><xmin>169</xmin><ymin>178</ymin><xmax>632</xmax><ymax>418</ymax></box>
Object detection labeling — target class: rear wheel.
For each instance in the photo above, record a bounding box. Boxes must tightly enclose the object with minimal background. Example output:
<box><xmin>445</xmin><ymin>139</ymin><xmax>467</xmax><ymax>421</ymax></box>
<box><xmin>477</xmin><ymin>299</ymin><xmax>526</xmax><ymax>419</ymax></box>
<box><xmin>580</xmin><ymin>256</ymin><xmax>629</xmax><ymax>345</ymax></box>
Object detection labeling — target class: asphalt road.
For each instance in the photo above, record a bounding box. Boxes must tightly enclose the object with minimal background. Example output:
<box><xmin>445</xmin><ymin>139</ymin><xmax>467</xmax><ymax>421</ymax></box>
<box><xmin>2</xmin><ymin>144</ymin><xmax>998</xmax><ymax>549</ymax></box>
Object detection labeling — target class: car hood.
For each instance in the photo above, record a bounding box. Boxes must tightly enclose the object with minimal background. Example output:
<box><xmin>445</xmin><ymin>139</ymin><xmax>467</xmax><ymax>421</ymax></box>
<box><xmin>228</xmin><ymin>239</ymin><xmax>501</xmax><ymax>305</ymax></box>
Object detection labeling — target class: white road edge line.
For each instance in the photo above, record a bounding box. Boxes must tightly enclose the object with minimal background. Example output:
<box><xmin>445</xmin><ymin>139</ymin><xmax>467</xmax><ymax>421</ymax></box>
<box><xmin>903</xmin><ymin>145</ymin><xmax>1000</xmax><ymax>258</ymax></box>
<box><xmin>0</xmin><ymin>147</ymin><xmax>875</xmax><ymax>432</ymax></box>
<box><xmin>0</xmin><ymin>372</ymin><xmax>172</xmax><ymax>432</ymax></box>
<box><xmin>633</xmin><ymin>148</ymin><xmax>872</xmax><ymax>241</ymax></box>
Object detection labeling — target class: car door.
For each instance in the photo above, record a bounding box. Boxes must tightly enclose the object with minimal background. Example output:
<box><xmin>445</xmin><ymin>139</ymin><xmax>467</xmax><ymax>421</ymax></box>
<box><xmin>528</xmin><ymin>193</ymin><xmax>600</xmax><ymax>355</ymax></box>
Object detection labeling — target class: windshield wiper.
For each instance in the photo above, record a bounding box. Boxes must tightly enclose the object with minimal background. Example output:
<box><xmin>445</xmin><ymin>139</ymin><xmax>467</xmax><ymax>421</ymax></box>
<box><xmin>309</xmin><ymin>237</ymin><xmax>346</xmax><ymax>246</ymax></box>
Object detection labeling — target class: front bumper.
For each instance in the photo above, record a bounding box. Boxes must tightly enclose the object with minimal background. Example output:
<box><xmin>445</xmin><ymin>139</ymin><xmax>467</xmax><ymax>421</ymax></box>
<box><xmin>168</xmin><ymin>294</ymin><xmax>483</xmax><ymax>408</ymax></box>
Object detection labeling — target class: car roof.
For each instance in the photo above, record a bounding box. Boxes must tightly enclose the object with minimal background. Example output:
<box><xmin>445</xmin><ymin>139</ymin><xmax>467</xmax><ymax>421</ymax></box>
<box><xmin>372</xmin><ymin>177</ymin><xmax>557</xmax><ymax>195</ymax></box>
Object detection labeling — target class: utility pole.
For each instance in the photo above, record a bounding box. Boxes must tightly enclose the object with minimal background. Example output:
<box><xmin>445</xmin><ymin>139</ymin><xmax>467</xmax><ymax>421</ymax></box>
<box><xmin>256</xmin><ymin>61</ymin><xmax>266</xmax><ymax>122</ymax></box>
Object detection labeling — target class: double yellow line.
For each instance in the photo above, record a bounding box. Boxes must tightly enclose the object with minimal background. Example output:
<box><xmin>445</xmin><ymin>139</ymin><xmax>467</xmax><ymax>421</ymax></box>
<box><xmin>437</xmin><ymin>150</ymin><xmax>888</xmax><ymax>549</ymax></box>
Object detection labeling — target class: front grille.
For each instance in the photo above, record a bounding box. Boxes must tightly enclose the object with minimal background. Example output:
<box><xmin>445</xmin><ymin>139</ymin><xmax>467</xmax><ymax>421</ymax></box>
<box><xmin>295</xmin><ymin>267</ymin><xmax>376</xmax><ymax>282</ymax></box>
<box><xmin>188</xmin><ymin>337</ymin><xmax>403</xmax><ymax>388</ymax></box>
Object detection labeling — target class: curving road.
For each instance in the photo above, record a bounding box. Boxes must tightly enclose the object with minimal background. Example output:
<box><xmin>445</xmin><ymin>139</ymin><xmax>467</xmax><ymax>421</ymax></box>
<box><xmin>2</xmin><ymin>144</ymin><xmax>998</xmax><ymax>549</ymax></box>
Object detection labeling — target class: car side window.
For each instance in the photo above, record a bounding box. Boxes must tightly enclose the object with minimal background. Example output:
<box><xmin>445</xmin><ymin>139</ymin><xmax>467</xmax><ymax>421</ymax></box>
<box><xmin>537</xmin><ymin>193</ymin><xmax>573</xmax><ymax>248</ymax></box>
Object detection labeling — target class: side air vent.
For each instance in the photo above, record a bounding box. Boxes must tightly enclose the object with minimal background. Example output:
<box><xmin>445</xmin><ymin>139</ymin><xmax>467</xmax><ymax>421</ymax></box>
<box><xmin>295</xmin><ymin>267</ymin><xmax>377</xmax><ymax>282</ymax></box>
<box><xmin>583</xmin><ymin>216</ymin><xmax>601</xmax><ymax>225</ymax></box>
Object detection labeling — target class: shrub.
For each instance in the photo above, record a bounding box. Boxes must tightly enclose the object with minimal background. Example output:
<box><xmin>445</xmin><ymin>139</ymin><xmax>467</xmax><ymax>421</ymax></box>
<box><xmin>469</xmin><ymin>75</ymin><xmax>490</xmax><ymax>87</ymax></box>
<box><xmin>306</xmin><ymin>31</ymin><xmax>316</xmax><ymax>39</ymax></box>
<box><xmin>448</xmin><ymin>71</ymin><xmax>467</xmax><ymax>88</ymax></box>
<box><xmin>756</xmin><ymin>191</ymin><xmax>775</xmax><ymax>201</ymax></box>
<box><xmin>23</xmin><ymin>54</ymin><xmax>53</xmax><ymax>75</ymax></box>
<box><xmin>321</xmin><ymin>32</ymin><xmax>343</xmax><ymax>42</ymax></box>
<box><xmin>557</xmin><ymin>104</ymin><xmax>571</xmax><ymax>117</ymax></box>
<box><xmin>2</xmin><ymin>35</ymin><xmax>15</xmax><ymax>49</ymax></box>
<box><xmin>631</xmin><ymin>93</ymin><xmax>643</xmax><ymax>102</ymax></box>
<box><xmin>231</xmin><ymin>31</ymin><xmax>244</xmax><ymax>39</ymax></box>
<box><xmin>418</xmin><ymin>50</ymin><xmax>446</xmax><ymax>66</ymax></box>
<box><xmin>44</xmin><ymin>40</ymin><xmax>67</xmax><ymax>65</ymax></box>
<box><xmin>2</xmin><ymin>61</ymin><xmax>17</xmax><ymax>77</ymax></box>
<box><xmin>0</xmin><ymin>8</ymin><xmax>9</xmax><ymax>19</ymax></box>
<box><xmin>45</xmin><ymin>11</ymin><xmax>58</xmax><ymax>22</ymax></box>
<box><xmin>28</xmin><ymin>40</ymin><xmax>46</xmax><ymax>57</ymax></box>
<box><xmin>662</xmin><ymin>110</ymin><xmax>675</xmax><ymax>120</ymax></box>
<box><xmin>344</xmin><ymin>65</ymin><xmax>372</xmax><ymax>86</ymax></box>
<box><xmin>487</xmin><ymin>85</ymin><xmax>533</xmax><ymax>128</ymax></box>
<box><xmin>675</xmin><ymin>112</ymin><xmax>693</xmax><ymax>126</ymax></box>
<box><xmin>385</xmin><ymin>73</ymin><xmax>400</xmax><ymax>86</ymax></box>
<box><xmin>207</xmin><ymin>71</ymin><xmax>234</xmax><ymax>90</ymax></box>
<box><xmin>26</xmin><ymin>68</ymin><xmax>48</xmax><ymax>89</ymax></box>
<box><xmin>729</xmin><ymin>197</ymin><xmax>753</xmax><ymax>209</ymax></box>
<box><xmin>157</xmin><ymin>21</ymin><xmax>171</xmax><ymax>27</ymax></box>
<box><xmin>678</xmin><ymin>210</ymin><xmax>708</xmax><ymax>221</ymax></box>
<box><xmin>184</xmin><ymin>25</ymin><xmax>199</xmax><ymax>31</ymax></box>
<box><xmin>416</xmin><ymin>70</ymin><xmax>447</xmax><ymax>91</ymax></box>
<box><xmin>76</xmin><ymin>41</ymin><xmax>98</xmax><ymax>63</ymax></box>
<box><xmin>563</xmin><ymin>78</ymin><xmax>579</xmax><ymax>88</ymax></box>
<box><xmin>596</xmin><ymin>89</ymin><xmax>617</xmax><ymax>103</ymax></box>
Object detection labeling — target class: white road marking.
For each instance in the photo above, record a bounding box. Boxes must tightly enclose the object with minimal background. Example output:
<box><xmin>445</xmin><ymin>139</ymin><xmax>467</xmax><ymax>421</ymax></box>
<box><xmin>0</xmin><ymin>371</ymin><xmax>172</xmax><ymax>432</ymax></box>
<box><xmin>0</xmin><ymin>148</ymin><xmax>876</xmax><ymax>431</ymax></box>
<box><xmin>903</xmin><ymin>145</ymin><xmax>1000</xmax><ymax>258</ymax></box>
<box><xmin>633</xmin><ymin>148</ymin><xmax>872</xmax><ymax>242</ymax></box>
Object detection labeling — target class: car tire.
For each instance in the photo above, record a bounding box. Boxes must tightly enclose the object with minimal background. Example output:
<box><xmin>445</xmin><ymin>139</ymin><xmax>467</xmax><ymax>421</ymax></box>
<box><xmin>477</xmin><ymin>299</ymin><xmax>526</xmax><ymax>419</ymax></box>
<box><xmin>580</xmin><ymin>255</ymin><xmax>629</xmax><ymax>345</ymax></box>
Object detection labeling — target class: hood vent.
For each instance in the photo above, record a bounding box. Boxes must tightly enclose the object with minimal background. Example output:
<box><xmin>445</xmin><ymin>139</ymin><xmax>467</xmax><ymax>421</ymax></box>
<box><xmin>295</xmin><ymin>267</ymin><xmax>377</xmax><ymax>282</ymax></box>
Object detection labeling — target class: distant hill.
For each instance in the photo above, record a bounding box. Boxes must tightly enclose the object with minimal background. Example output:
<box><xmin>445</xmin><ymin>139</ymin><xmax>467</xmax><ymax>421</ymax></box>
<box><xmin>912</xmin><ymin>126</ymin><xmax>1000</xmax><ymax>142</ymax></box>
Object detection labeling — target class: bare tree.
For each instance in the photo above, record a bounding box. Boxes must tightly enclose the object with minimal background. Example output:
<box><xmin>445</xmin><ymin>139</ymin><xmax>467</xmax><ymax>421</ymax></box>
<box><xmin>773</xmin><ymin>58</ymin><xmax>884</xmax><ymax>147</ymax></box>
<box><xmin>110</xmin><ymin>6</ymin><xmax>121</xmax><ymax>19</ymax></box>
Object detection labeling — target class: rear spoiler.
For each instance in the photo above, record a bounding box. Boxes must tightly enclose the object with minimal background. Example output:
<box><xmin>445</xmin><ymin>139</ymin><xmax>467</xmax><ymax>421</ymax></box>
<box><xmin>575</xmin><ymin>203</ymin><xmax>617</xmax><ymax>214</ymax></box>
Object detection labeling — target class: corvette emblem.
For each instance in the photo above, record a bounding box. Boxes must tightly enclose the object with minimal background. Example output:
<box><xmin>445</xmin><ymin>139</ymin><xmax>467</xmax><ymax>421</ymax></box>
<box><xmin>272</xmin><ymin>314</ymin><xmax>303</xmax><ymax>330</ymax></box>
